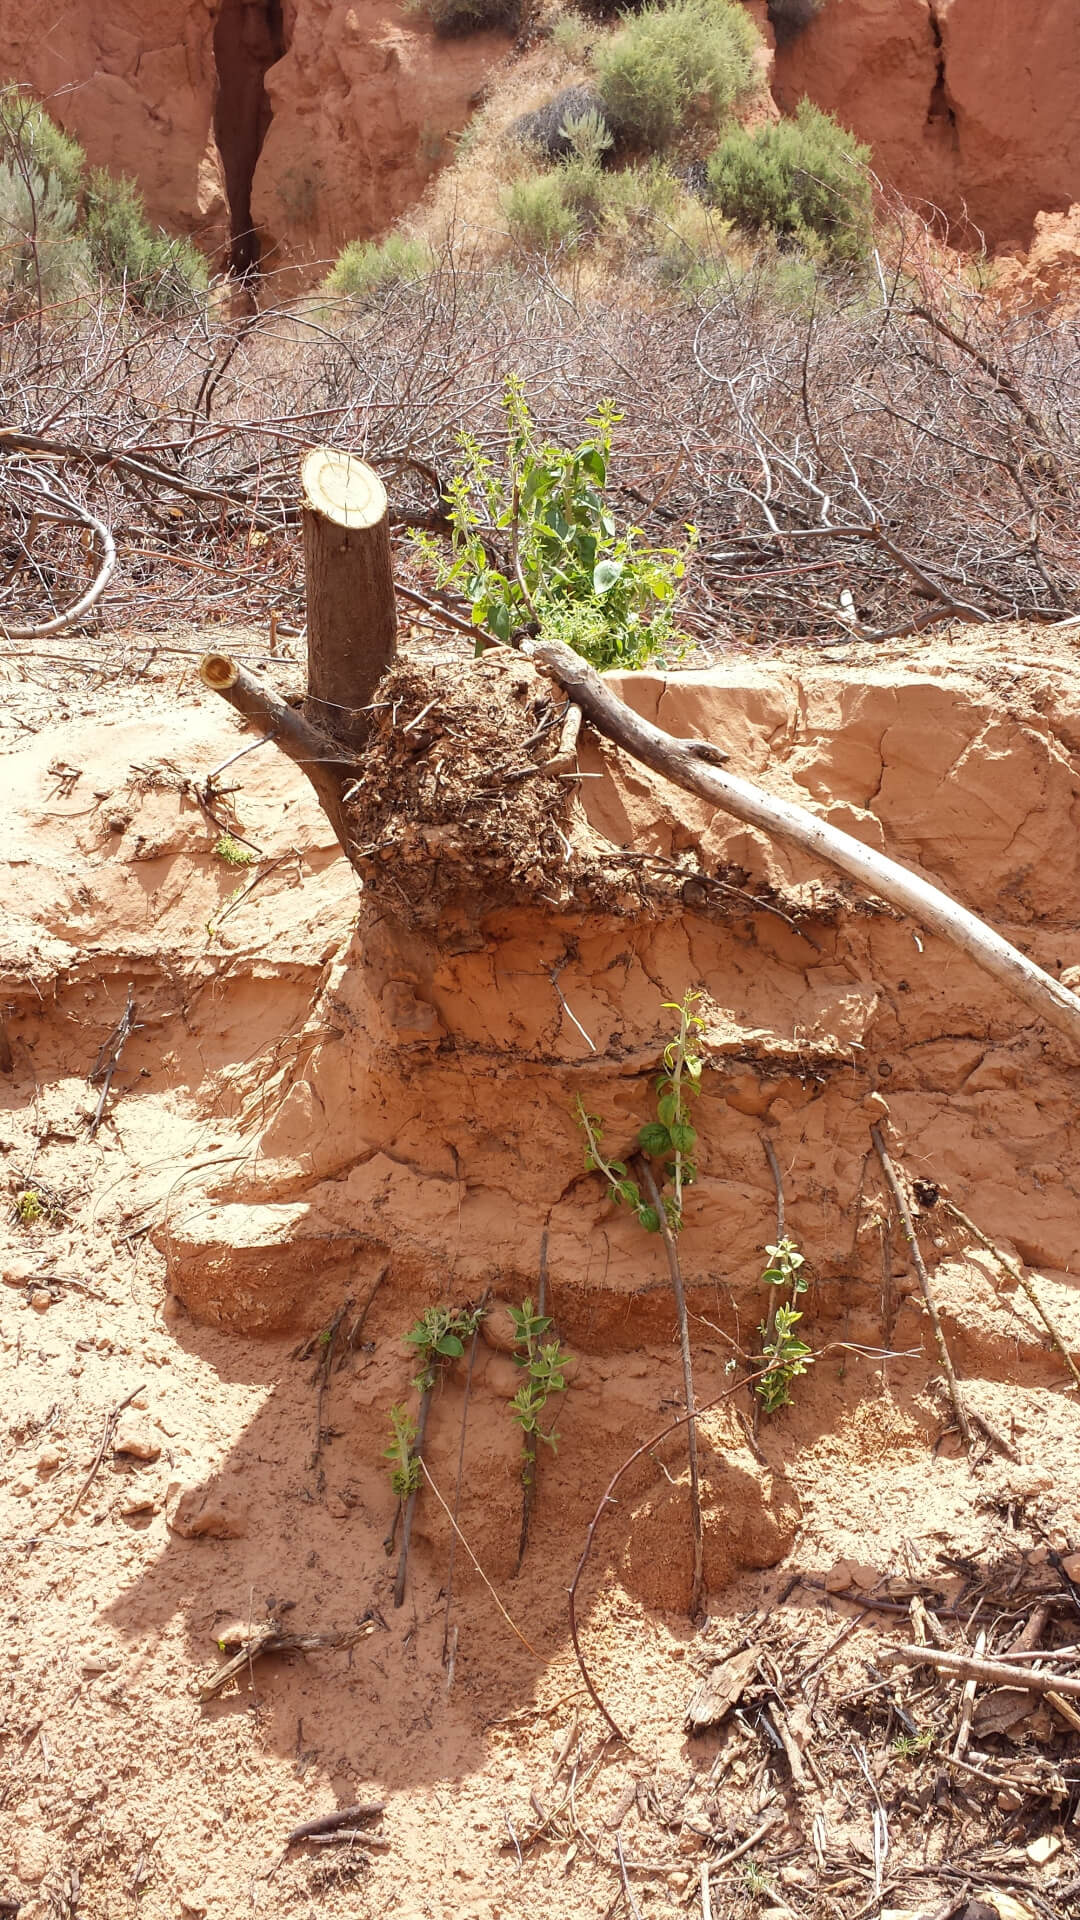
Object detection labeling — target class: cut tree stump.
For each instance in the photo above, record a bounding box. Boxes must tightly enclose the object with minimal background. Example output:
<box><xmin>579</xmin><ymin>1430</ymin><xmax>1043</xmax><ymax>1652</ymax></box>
<box><xmin>301</xmin><ymin>448</ymin><xmax>397</xmax><ymax>749</ymax></box>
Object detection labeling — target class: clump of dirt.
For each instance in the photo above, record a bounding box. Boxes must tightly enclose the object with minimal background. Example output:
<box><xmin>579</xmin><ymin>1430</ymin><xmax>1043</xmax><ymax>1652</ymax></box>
<box><xmin>346</xmin><ymin>648</ymin><xmax>778</xmax><ymax>934</ymax></box>
<box><xmin>346</xmin><ymin>649</ymin><xmax>646</xmax><ymax>928</ymax></box>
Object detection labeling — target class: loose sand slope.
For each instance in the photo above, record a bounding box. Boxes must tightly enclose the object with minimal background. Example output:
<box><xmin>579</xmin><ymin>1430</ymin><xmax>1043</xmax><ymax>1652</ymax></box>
<box><xmin>1</xmin><ymin>626</ymin><xmax>1079</xmax><ymax>1918</ymax></box>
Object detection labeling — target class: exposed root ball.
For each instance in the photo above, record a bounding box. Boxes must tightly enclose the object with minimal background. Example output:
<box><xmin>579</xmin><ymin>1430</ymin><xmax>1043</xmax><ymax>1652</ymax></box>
<box><xmin>346</xmin><ymin>649</ymin><xmax>652</xmax><ymax>928</ymax></box>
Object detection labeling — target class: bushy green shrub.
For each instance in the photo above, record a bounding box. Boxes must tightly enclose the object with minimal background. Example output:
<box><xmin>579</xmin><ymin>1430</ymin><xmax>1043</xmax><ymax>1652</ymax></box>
<box><xmin>551</xmin><ymin>10</ymin><xmax>596</xmax><ymax>60</ymax></box>
<box><xmin>502</xmin><ymin>172</ymin><xmax>581</xmax><ymax>253</ymax></box>
<box><xmin>0</xmin><ymin>87</ymin><xmax>84</xmax><ymax>194</ymax></box>
<box><xmin>0</xmin><ymin>86</ymin><xmax>89</xmax><ymax>307</ymax></box>
<box><xmin>706</xmin><ymin>99</ymin><xmax>872</xmax><ymax>260</ymax></box>
<box><xmin>596</xmin><ymin>0</ymin><xmax>761</xmax><ymax>152</ymax></box>
<box><xmin>413</xmin><ymin>381</ymin><xmax>695</xmax><ymax>668</ymax></box>
<box><xmin>85</xmin><ymin>169</ymin><xmax>207</xmax><ymax>314</ymax></box>
<box><xmin>0</xmin><ymin>158</ymin><xmax>91</xmax><ymax>306</ymax></box>
<box><xmin>0</xmin><ymin>85</ymin><xmax>206</xmax><ymax>313</ymax></box>
<box><xmin>324</xmin><ymin>232</ymin><xmax>433</xmax><ymax>297</ymax></box>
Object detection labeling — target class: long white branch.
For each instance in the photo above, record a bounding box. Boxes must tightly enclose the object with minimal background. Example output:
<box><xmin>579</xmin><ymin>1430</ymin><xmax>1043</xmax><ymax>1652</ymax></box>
<box><xmin>526</xmin><ymin>632</ymin><xmax>1080</xmax><ymax>1049</ymax></box>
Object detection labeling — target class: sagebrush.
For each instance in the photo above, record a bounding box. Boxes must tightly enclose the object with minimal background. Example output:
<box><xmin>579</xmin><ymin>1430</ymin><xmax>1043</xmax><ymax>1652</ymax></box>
<box><xmin>707</xmin><ymin>99</ymin><xmax>872</xmax><ymax>262</ymax></box>
<box><xmin>596</xmin><ymin>0</ymin><xmax>761</xmax><ymax>151</ymax></box>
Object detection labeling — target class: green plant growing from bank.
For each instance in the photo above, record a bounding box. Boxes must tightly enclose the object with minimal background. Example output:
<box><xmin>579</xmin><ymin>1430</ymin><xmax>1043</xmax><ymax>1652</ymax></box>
<box><xmin>576</xmin><ymin>989</ymin><xmax>704</xmax><ymax>1233</ymax></box>
<box><xmin>387</xmin><ymin>1302</ymin><xmax>485</xmax><ymax>1607</ymax></box>
<box><xmin>414</xmin><ymin>377</ymin><xmax>695</xmax><ymax>668</ymax></box>
<box><xmin>384</xmin><ymin>1402</ymin><xmax>420</xmax><ymax>1497</ymax></box>
<box><xmin>755</xmin><ymin>1234</ymin><xmax>813</xmax><ymax>1412</ymax></box>
<box><xmin>212</xmin><ymin>833</ymin><xmax>257</xmax><ymax>867</ymax></box>
<box><xmin>511</xmin><ymin>1288</ymin><xmax>571</xmax><ymax>1567</ymax></box>
<box><xmin>404</xmin><ymin>1302</ymin><xmax>484</xmax><ymax>1392</ymax></box>
<box><xmin>706</xmin><ymin>100</ymin><xmax>872</xmax><ymax>263</ymax></box>
<box><xmin>595</xmin><ymin>0</ymin><xmax>760</xmax><ymax>152</ymax></box>
<box><xmin>510</xmin><ymin>1296</ymin><xmax>569</xmax><ymax>1454</ymax></box>
<box><xmin>577</xmin><ymin>989</ymin><xmax>707</xmax><ymax>1616</ymax></box>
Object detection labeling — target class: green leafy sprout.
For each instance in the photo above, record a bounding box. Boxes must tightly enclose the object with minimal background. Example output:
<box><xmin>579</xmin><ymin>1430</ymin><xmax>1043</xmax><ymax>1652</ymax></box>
<box><xmin>577</xmin><ymin>988</ymin><xmax>705</xmax><ymax>1234</ymax></box>
<box><xmin>383</xmin><ymin>1304</ymin><xmax>485</xmax><ymax>1504</ymax></box>
<box><xmin>755</xmin><ymin>1234</ymin><xmax>813</xmax><ymax>1413</ymax></box>
<box><xmin>384</xmin><ymin>1403</ymin><xmax>420</xmax><ymax>1499</ymax></box>
<box><xmin>412</xmin><ymin>378</ymin><xmax>697</xmax><ymax>669</ymax></box>
<box><xmin>212</xmin><ymin>834</ymin><xmax>257</xmax><ymax>868</ymax></box>
<box><xmin>14</xmin><ymin>1188</ymin><xmax>43</xmax><ymax>1226</ymax></box>
<box><xmin>509</xmin><ymin>1297</ymin><xmax>570</xmax><ymax>1455</ymax></box>
<box><xmin>403</xmin><ymin>1302</ymin><xmax>484</xmax><ymax>1395</ymax></box>
<box><xmin>892</xmin><ymin>1728</ymin><xmax>933</xmax><ymax>1760</ymax></box>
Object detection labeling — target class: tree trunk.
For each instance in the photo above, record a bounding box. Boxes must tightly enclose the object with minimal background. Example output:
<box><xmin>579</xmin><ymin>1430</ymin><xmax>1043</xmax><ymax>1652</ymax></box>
<box><xmin>301</xmin><ymin>448</ymin><xmax>397</xmax><ymax>749</ymax></box>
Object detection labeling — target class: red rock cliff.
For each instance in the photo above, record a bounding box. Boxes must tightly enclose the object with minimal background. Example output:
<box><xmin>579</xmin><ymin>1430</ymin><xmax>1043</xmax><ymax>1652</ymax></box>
<box><xmin>0</xmin><ymin>0</ymin><xmax>507</xmax><ymax>276</ymax></box>
<box><xmin>1</xmin><ymin>0</ymin><xmax>1076</xmax><ymax>269</ymax></box>
<box><xmin>773</xmin><ymin>0</ymin><xmax>1080</xmax><ymax>251</ymax></box>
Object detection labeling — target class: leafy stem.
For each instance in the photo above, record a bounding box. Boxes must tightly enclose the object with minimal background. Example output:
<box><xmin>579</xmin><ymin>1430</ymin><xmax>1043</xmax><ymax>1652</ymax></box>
<box><xmin>755</xmin><ymin>1236</ymin><xmax>813</xmax><ymax>1414</ymax></box>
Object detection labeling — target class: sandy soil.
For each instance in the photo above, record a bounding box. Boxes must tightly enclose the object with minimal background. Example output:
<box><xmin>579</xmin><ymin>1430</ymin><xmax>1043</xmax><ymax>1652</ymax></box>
<box><xmin>2</xmin><ymin>623</ymin><xmax>1080</xmax><ymax>1920</ymax></box>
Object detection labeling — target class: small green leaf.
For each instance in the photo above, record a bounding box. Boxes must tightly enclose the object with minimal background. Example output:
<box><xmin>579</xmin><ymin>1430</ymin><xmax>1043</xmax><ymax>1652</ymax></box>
<box><xmin>434</xmin><ymin>1333</ymin><xmax>464</xmax><ymax>1358</ymax></box>
<box><xmin>637</xmin><ymin>1205</ymin><xmax>661</xmax><ymax>1233</ymax></box>
<box><xmin>669</xmin><ymin>1123</ymin><xmax>697</xmax><ymax>1154</ymax></box>
<box><xmin>593</xmin><ymin>558</ymin><xmax>625</xmax><ymax>595</ymax></box>
<box><xmin>638</xmin><ymin>1121</ymin><xmax>672</xmax><ymax>1156</ymax></box>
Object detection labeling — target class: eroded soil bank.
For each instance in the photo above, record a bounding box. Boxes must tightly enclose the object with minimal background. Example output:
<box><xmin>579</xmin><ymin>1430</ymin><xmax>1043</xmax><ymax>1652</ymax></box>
<box><xmin>2</xmin><ymin>625</ymin><xmax>1079</xmax><ymax>1916</ymax></box>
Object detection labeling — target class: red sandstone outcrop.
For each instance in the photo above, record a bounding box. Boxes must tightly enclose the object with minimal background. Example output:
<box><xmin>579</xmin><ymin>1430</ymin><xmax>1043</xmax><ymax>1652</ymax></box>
<box><xmin>0</xmin><ymin>0</ymin><xmax>507</xmax><ymax>276</ymax></box>
<box><xmin>995</xmin><ymin>205</ymin><xmax>1080</xmax><ymax>314</ymax></box>
<box><xmin>773</xmin><ymin>0</ymin><xmax>1080</xmax><ymax>252</ymax></box>
<box><xmin>252</xmin><ymin>0</ymin><xmax>510</xmax><ymax>278</ymax></box>
<box><xmin>0</xmin><ymin>0</ymin><xmax>228</xmax><ymax>252</ymax></box>
<box><xmin>1</xmin><ymin>0</ymin><xmax>1077</xmax><ymax>271</ymax></box>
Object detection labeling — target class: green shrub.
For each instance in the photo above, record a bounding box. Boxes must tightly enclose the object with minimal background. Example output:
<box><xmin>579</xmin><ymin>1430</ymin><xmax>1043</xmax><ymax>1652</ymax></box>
<box><xmin>0</xmin><ymin>158</ymin><xmax>91</xmax><ymax>307</ymax></box>
<box><xmin>551</xmin><ymin>10</ymin><xmax>596</xmax><ymax>60</ymax></box>
<box><xmin>706</xmin><ymin>99</ymin><xmax>872</xmax><ymax>260</ymax></box>
<box><xmin>85</xmin><ymin>169</ymin><xmax>207</xmax><ymax>313</ymax></box>
<box><xmin>0</xmin><ymin>86</ymin><xmax>89</xmax><ymax>307</ymax></box>
<box><xmin>596</xmin><ymin>0</ymin><xmax>761</xmax><ymax>152</ymax></box>
<box><xmin>0</xmin><ymin>87</ymin><xmax>206</xmax><ymax>314</ymax></box>
<box><xmin>324</xmin><ymin>232</ymin><xmax>433</xmax><ymax>297</ymax></box>
<box><xmin>0</xmin><ymin>86</ymin><xmax>84</xmax><ymax>198</ymax></box>
<box><xmin>413</xmin><ymin>381</ymin><xmax>695</xmax><ymax>668</ymax></box>
<box><xmin>502</xmin><ymin>172</ymin><xmax>581</xmax><ymax>253</ymax></box>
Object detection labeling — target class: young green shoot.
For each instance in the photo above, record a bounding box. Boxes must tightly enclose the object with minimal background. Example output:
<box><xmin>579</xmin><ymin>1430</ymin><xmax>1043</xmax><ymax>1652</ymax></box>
<box><xmin>755</xmin><ymin>1235</ymin><xmax>813</xmax><ymax>1413</ymax></box>
<box><xmin>213</xmin><ymin>833</ymin><xmax>257</xmax><ymax>868</ymax></box>
<box><xmin>388</xmin><ymin>1301</ymin><xmax>486</xmax><ymax>1609</ymax></box>
<box><xmin>575</xmin><ymin>988</ymin><xmax>708</xmax><ymax>1617</ymax></box>
<box><xmin>509</xmin><ymin>1297</ymin><xmax>570</xmax><ymax>1456</ymax></box>
<box><xmin>384</xmin><ymin>1403</ymin><xmax>420</xmax><ymax>1499</ymax></box>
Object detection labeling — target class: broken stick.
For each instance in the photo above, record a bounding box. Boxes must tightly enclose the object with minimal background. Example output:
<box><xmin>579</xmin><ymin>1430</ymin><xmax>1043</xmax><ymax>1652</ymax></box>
<box><xmin>885</xmin><ymin>1642</ymin><xmax>1080</xmax><ymax>1699</ymax></box>
<box><xmin>871</xmin><ymin>1126</ymin><xmax>971</xmax><ymax>1447</ymax></box>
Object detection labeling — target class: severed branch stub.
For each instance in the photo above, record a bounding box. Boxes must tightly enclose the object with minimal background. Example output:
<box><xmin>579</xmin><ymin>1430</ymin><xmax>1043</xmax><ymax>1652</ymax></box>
<box><xmin>301</xmin><ymin>448</ymin><xmax>397</xmax><ymax>751</ymax></box>
<box><xmin>198</xmin><ymin>651</ymin><xmax>356</xmax><ymax>858</ymax></box>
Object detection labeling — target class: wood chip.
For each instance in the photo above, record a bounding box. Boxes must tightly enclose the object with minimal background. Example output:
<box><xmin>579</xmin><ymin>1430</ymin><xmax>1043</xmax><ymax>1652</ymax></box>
<box><xmin>972</xmin><ymin>1687</ymin><xmax>1038</xmax><ymax>1737</ymax></box>
<box><xmin>1026</xmin><ymin>1832</ymin><xmax>1062</xmax><ymax>1865</ymax></box>
<box><xmin>684</xmin><ymin>1647</ymin><xmax>758</xmax><ymax>1733</ymax></box>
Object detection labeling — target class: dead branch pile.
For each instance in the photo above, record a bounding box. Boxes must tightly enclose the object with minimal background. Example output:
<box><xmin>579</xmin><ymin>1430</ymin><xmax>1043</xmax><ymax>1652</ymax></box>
<box><xmin>1</xmin><ymin>231</ymin><xmax>1077</xmax><ymax>654</ymax></box>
